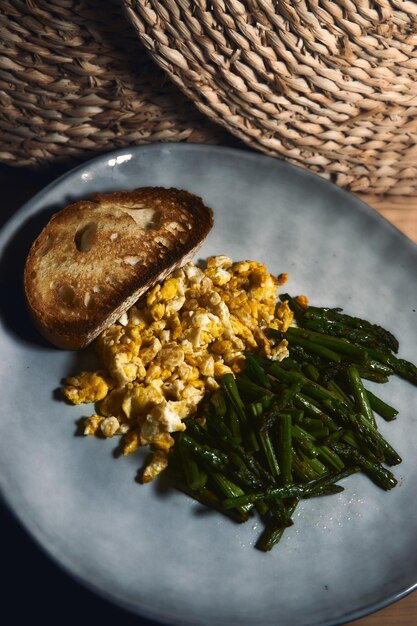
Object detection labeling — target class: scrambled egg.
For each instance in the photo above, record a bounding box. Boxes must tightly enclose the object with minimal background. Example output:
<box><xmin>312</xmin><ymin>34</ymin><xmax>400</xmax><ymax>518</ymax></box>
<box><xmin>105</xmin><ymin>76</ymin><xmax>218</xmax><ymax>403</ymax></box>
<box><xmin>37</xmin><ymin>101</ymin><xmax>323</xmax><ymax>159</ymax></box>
<box><xmin>62</xmin><ymin>256</ymin><xmax>293</xmax><ymax>481</ymax></box>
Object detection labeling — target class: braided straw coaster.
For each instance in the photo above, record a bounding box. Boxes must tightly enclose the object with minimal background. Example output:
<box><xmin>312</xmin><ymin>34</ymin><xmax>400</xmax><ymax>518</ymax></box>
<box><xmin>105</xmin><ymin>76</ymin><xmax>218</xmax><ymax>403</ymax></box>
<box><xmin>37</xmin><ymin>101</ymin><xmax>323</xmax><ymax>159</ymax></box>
<box><xmin>0</xmin><ymin>0</ymin><xmax>231</xmax><ymax>168</ymax></box>
<box><xmin>124</xmin><ymin>0</ymin><xmax>417</xmax><ymax>195</ymax></box>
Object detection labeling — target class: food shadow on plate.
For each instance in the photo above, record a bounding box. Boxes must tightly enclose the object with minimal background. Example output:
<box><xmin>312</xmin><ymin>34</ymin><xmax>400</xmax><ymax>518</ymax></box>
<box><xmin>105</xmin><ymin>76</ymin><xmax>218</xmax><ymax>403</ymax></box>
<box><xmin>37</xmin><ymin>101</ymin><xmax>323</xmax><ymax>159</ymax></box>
<box><xmin>0</xmin><ymin>204</ymin><xmax>62</xmax><ymax>348</ymax></box>
<box><xmin>152</xmin><ymin>454</ymin><xmax>241</xmax><ymax>522</ymax></box>
<box><xmin>53</xmin><ymin>346</ymin><xmax>162</xmax><ymax>490</ymax></box>
<box><xmin>0</xmin><ymin>182</ymin><xmax>109</xmax><ymax>348</ymax></box>
<box><xmin>53</xmin><ymin>345</ymin><xmax>103</xmax><ymax>437</ymax></box>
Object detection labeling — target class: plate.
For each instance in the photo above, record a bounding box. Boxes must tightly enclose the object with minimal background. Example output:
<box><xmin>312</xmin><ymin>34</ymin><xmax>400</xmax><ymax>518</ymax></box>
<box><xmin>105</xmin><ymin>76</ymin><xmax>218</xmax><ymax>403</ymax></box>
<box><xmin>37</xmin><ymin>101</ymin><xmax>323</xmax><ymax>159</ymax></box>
<box><xmin>1</xmin><ymin>144</ymin><xmax>417</xmax><ymax>626</ymax></box>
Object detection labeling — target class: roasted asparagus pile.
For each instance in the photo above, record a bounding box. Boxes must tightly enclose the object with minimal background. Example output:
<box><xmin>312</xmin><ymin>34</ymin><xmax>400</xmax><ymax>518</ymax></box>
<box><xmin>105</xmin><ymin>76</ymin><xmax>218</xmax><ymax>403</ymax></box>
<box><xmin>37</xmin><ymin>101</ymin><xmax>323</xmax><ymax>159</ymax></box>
<box><xmin>168</xmin><ymin>296</ymin><xmax>417</xmax><ymax>551</ymax></box>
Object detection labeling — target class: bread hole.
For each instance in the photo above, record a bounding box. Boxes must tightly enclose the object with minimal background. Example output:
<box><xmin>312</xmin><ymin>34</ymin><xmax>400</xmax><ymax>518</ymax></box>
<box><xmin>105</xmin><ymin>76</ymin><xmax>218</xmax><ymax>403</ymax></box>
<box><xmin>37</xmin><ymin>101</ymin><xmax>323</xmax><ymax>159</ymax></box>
<box><xmin>118</xmin><ymin>206</ymin><xmax>162</xmax><ymax>230</ymax></box>
<box><xmin>84</xmin><ymin>292</ymin><xmax>95</xmax><ymax>309</ymax></box>
<box><xmin>40</xmin><ymin>235</ymin><xmax>53</xmax><ymax>256</ymax></box>
<box><xmin>74</xmin><ymin>222</ymin><xmax>98</xmax><ymax>252</ymax></box>
<box><xmin>30</xmin><ymin>270</ymin><xmax>36</xmax><ymax>279</ymax></box>
<box><xmin>155</xmin><ymin>236</ymin><xmax>169</xmax><ymax>247</ymax></box>
<box><xmin>58</xmin><ymin>285</ymin><xmax>75</xmax><ymax>306</ymax></box>
<box><xmin>166</xmin><ymin>221</ymin><xmax>185</xmax><ymax>233</ymax></box>
<box><xmin>123</xmin><ymin>255</ymin><xmax>141</xmax><ymax>266</ymax></box>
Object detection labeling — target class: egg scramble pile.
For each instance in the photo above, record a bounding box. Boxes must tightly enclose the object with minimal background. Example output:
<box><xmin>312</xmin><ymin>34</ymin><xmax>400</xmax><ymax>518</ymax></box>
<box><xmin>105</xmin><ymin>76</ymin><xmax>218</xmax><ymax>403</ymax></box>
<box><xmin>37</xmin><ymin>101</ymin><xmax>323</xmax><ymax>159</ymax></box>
<box><xmin>62</xmin><ymin>256</ymin><xmax>293</xmax><ymax>482</ymax></box>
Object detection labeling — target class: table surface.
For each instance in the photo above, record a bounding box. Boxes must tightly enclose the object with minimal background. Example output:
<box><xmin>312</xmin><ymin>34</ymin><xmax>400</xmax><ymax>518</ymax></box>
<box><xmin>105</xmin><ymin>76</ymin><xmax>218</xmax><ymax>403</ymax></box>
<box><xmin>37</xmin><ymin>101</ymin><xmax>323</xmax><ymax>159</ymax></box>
<box><xmin>1</xmin><ymin>161</ymin><xmax>416</xmax><ymax>626</ymax></box>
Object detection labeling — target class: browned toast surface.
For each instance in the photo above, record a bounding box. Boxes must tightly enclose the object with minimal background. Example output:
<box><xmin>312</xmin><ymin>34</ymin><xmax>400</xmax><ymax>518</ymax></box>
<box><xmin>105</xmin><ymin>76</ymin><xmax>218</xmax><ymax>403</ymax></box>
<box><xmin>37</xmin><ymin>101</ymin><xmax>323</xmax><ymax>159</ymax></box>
<box><xmin>24</xmin><ymin>187</ymin><xmax>213</xmax><ymax>349</ymax></box>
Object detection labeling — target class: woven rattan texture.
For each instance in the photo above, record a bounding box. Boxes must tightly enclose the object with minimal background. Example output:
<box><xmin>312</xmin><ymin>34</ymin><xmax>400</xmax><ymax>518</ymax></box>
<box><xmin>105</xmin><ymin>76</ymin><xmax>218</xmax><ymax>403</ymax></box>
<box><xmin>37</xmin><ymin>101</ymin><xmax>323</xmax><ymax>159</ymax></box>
<box><xmin>124</xmin><ymin>0</ymin><xmax>417</xmax><ymax>195</ymax></box>
<box><xmin>0</xmin><ymin>0</ymin><xmax>232</xmax><ymax>168</ymax></box>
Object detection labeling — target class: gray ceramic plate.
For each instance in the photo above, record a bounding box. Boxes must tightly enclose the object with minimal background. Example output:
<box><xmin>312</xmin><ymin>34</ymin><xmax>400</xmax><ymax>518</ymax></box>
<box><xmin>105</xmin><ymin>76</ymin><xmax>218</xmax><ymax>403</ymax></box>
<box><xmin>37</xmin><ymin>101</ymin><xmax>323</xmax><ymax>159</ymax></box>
<box><xmin>1</xmin><ymin>144</ymin><xmax>416</xmax><ymax>626</ymax></box>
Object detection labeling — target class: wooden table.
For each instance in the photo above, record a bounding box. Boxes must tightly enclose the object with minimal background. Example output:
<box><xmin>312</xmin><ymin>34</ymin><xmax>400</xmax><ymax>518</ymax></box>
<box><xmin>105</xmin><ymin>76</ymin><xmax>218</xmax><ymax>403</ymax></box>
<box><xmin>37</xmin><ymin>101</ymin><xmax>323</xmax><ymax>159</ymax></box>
<box><xmin>356</xmin><ymin>194</ymin><xmax>417</xmax><ymax>247</ymax></box>
<box><xmin>1</xmin><ymin>163</ymin><xmax>416</xmax><ymax>625</ymax></box>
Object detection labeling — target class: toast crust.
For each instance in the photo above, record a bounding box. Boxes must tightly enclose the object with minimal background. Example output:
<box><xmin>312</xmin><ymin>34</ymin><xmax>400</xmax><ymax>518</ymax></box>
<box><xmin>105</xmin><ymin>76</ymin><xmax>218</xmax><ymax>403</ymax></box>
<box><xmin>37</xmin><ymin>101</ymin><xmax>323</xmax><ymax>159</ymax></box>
<box><xmin>24</xmin><ymin>187</ymin><xmax>213</xmax><ymax>349</ymax></box>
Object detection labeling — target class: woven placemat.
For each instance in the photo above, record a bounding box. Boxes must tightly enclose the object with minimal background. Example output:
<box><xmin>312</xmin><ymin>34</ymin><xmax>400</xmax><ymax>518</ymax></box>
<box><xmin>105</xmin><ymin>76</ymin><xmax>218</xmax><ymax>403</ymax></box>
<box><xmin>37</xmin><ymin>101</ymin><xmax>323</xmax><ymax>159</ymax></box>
<box><xmin>0</xmin><ymin>0</ymin><xmax>232</xmax><ymax>168</ymax></box>
<box><xmin>123</xmin><ymin>0</ymin><xmax>417</xmax><ymax>195</ymax></box>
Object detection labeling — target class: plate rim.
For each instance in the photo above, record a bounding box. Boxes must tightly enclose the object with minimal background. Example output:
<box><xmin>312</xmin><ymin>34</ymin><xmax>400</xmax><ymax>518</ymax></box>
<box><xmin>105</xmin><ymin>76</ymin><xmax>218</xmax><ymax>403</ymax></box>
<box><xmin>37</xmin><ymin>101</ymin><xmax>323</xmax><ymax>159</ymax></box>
<box><xmin>1</xmin><ymin>142</ymin><xmax>417</xmax><ymax>626</ymax></box>
<box><xmin>2</xmin><ymin>143</ymin><xmax>416</xmax><ymax>253</ymax></box>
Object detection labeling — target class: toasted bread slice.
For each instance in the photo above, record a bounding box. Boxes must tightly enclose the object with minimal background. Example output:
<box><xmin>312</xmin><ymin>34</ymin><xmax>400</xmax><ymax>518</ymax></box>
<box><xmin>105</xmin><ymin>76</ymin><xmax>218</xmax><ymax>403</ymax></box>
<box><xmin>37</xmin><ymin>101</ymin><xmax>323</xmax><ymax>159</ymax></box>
<box><xmin>24</xmin><ymin>187</ymin><xmax>213</xmax><ymax>349</ymax></box>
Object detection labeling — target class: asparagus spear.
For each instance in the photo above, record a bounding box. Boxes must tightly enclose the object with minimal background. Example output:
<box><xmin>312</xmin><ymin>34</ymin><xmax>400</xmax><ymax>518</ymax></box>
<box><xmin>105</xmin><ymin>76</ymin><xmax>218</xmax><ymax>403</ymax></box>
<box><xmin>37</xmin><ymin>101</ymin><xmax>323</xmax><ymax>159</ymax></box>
<box><xmin>221</xmin><ymin>374</ymin><xmax>260</xmax><ymax>453</ymax></box>
<box><xmin>276</xmin><ymin>413</ymin><xmax>292</xmax><ymax>485</ymax></box>
<box><xmin>292</xmin><ymin>450</ymin><xmax>325</xmax><ymax>482</ymax></box>
<box><xmin>365</xmin><ymin>347</ymin><xmax>417</xmax><ymax>386</ymax></box>
<box><xmin>365</xmin><ymin>389</ymin><xmax>398</xmax><ymax>421</ymax></box>
<box><xmin>301</xmin><ymin>317</ymin><xmax>389</xmax><ymax>352</ymax></box>
<box><xmin>256</xmin><ymin>499</ymin><xmax>299</xmax><ymax>552</ymax></box>
<box><xmin>245</xmin><ymin>353</ymin><xmax>272</xmax><ymax>389</ymax></box>
<box><xmin>176</xmin><ymin>481</ymin><xmax>250</xmax><ymax>523</ymax></box>
<box><xmin>292</xmin><ymin>423</ymin><xmax>345</xmax><ymax>472</ymax></box>
<box><xmin>248</xmin><ymin>401</ymin><xmax>281</xmax><ymax>480</ymax></box>
<box><xmin>288</xmin><ymin>334</ymin><xmax>343</xmax><ymax>363</ymax></box>
<box><xmin>302</xmin><ymin>305</ymin><xmax>399</xmax><ymax>353</ymax></box>
<box><xmin>210</xmin><ymin>472</ymin><xmax>254</xmax><ymax>517</ymax></box>
<box><xmin>286</xmin><ymin>326</ymin><xmax>369</xmax><ymax>362</ymax></box>
<box><xmin>331</xmin><ymin>443</ymin><xmax>397</xmax><ymax>490</ymax></box>
<box><xmin>260</xmin><ymin>381</ymin><xmax>303</xmax><ymax>432</ymax></box>
<box><xmin>347</xmin><ymin>365</ymin><xmax>377</xmax><ymax>428</ymax></box>
<box><xmin>270</xmin><ymin>362</ymin><xmax>401</xmax><ymax>465</ymax></box>
<box><xmin>287</xmin><ymin>319</ymin><xmax>415</xmax><ymax>386</ymax></box>
<box><xmin>177</xmin><ymin>433</ymin><xmax>208</xmax><ymax>491</ymax></box>
<box><xmin>222</xmin><ymin>481</ymin><xmax>345</xmax><ymax>509</ymax></box>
